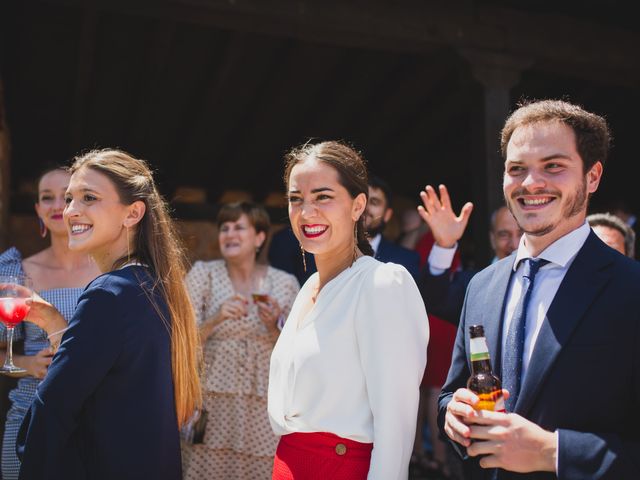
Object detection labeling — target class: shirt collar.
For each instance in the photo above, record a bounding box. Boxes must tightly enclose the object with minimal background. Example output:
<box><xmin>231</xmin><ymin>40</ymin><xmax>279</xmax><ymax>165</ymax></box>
<box><xmin>512</xmin><ymin>221</ymin><xmax>591</xmax><ymax>272</ymax></box>
<box><xmin>369</xmin><ymin>233</ymin><xmax>382</xmax><ymax>255</ymax></box>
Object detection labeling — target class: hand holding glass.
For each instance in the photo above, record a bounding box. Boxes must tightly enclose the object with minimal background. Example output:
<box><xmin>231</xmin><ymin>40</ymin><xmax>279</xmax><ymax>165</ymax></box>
<box><xmin>0</xmin><ymin>275</ymin><xmax>33</xmax><ymax>374</ymax></box>
<box><xmin>252</xmin><ymin>274</ymin><xmax>273</xmax><ymax>305</ymax></box>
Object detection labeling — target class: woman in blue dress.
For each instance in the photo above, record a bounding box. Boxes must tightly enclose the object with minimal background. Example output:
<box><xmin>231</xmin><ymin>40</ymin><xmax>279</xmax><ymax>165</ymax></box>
<box><xmin>15</xmin><ymin>149</ymin><xmax>202</xmax><ymax>480</ymax></box>
<box><xmin>0</xmin><ymin>167</ymin><xmax>99</xmax><ymax>480</ymax></box>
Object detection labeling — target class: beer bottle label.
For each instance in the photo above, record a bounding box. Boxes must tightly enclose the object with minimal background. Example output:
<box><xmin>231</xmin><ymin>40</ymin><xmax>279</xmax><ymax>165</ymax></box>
<box><xmin>475</xmin><ymin>390</ymin><xmax>506</xmax><ymax>412</ymax></box>
<box><xmin>469</xmin><ymin>337</ymin><xmax>490</xmax><ymax>361</ymax></box>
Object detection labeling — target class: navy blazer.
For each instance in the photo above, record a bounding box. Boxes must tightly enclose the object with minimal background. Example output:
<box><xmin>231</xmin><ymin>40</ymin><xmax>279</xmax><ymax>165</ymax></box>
<box><xmin>375</xmin><ymin>237</ymin><xmax>420</xmax><ymax>280</ymax></box>
<box><xmin>420</xmin><ymin>267</ymin><xmax>477</xmax><ymax>326</ymax></box>
<box><xmin>438</xmin><ymin>232</ymin><xmax>640</xmax><ymax>479</ymax></box>
<box><xmin>17</xmin><ymin>266</ymin><xmax>181</xmax><ymax>480</ymax></box>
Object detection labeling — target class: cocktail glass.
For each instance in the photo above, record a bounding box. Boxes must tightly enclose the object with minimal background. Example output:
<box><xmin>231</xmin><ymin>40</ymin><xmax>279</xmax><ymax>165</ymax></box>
<box><xmin>0</xmin><ymin>275</ymin><xmax>33</xmax><ymax>374</ymax></box>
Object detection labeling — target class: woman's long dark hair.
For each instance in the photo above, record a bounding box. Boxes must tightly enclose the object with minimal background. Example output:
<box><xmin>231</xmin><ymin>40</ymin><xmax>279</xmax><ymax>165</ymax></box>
<box><xmin>284</xmin><ymin>140</ymin><xmax>374</xmax><ymax>257</ymax></box>
<box><xmin>69</xmin><ymin>149</ymin><xmax>201</xmax><ymax>426</ymax></box>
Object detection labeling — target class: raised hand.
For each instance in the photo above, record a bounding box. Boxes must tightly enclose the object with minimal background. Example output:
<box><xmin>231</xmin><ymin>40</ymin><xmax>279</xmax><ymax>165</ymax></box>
<box><xmin>417</xmin><ymin>184</ymin><xmax>473</xmax><ymax>248</ymax></box>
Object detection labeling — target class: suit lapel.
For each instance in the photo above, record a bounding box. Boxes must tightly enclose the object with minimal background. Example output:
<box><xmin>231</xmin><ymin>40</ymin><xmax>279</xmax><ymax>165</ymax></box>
<box><xmin>515</xmin><ymin>232</ymin><xmax>614</xmax><ymax>415</ymax></box>
<box><xmin>479</xmin><ymin>257</ymin><xmax>514</xmax><ymax>378</ymax></box>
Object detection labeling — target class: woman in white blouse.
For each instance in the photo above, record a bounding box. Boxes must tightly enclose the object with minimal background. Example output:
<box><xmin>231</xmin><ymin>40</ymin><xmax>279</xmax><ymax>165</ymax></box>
<box><xmin>268</xmin><ymin>141</ymin><xmax>429</xmax><ymax>480</ymax></box>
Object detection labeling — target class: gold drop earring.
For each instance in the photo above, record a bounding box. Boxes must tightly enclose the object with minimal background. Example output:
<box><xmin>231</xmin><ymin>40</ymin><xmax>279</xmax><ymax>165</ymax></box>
<box><xmin>300</xmin><ymin>243</ymin><xmax>307</xmax><ymax>272</ymax></box>
<box><xmin>126</xmin><ymin>225</ymin><xmax>131</xmax><ymax>264</ymax></box>
<box><xmin>352</xmin><ymin>222</ymin><xmax>358</xmax><ymax>265</ymax></box>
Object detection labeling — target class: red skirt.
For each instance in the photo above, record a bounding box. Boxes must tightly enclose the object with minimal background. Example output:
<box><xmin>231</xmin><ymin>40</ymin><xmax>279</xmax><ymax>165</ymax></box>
<box><xmin>272</xmin><ymin>432</ymin><xmax>373</xmax><ymax>480</ymax></box>
<box><xmin>422</xmin><ymin>315</ymin><xmax>457</xmax><ymax>388</ymax></box>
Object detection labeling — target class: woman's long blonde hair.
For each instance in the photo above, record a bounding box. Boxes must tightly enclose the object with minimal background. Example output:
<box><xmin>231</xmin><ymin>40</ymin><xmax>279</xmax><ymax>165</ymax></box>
<box><xmin>70</xmin><ymin>149</ymin><xmax>202</xmax><ymax>425</ymax></box>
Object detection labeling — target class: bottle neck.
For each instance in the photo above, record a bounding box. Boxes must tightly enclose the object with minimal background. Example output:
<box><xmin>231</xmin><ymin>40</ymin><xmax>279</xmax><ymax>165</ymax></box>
<box><xmin>471</xmin><ymin>358</ymin><xmax>493</xmax><ymax>374</ymax></box>
<box><xmin>470</xmin><ymin>336</ymin><xmax>493</xmax><ymax>374</ymax></box>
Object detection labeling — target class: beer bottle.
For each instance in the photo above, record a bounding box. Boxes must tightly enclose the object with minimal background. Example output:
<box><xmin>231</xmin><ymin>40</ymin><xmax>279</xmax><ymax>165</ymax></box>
<box><xmin>467</xmin><ymin>325</ymin><xmax>505</xmax><ymax>412</ymax></box>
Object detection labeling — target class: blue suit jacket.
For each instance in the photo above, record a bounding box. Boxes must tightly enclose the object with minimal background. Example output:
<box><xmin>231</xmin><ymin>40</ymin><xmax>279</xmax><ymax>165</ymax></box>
<box><xmin>17</xmin><ymin>266</ymin><xmax>181</xmax><ymax>480</ymax></box>
<box><xmin>375</xmin><ymin>237</ymin><xmax>420</xmax><ymax>280</ymax></box>
<box><xmin>420</xmin><ymin>266</ymin><xmax>477</xmax><ymax>326</ymax></box>
<box><xmin>438</xmin><ymin>232</ymin><xmax>640</xmax><ymax>479</ymax></box>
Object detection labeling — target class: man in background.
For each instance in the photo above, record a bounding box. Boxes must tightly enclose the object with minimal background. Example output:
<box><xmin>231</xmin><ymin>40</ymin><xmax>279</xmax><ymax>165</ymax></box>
<box><xmin>363</xmin><ymin>175</ymin><xmax>420</xmax><ymax>279</ymax></box>
<box><xmin>489</xmin><ymin>206</ymin><xmax>523</xmax><ymax>264</ymax></box>
<box><xmin>587</xmin><ymin>212</ymin><xmax>635</xmax><ymax>258</ymax></box>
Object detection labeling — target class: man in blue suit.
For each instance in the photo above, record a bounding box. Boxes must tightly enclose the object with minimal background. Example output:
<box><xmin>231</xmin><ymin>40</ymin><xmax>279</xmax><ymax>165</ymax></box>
<box><xmin>364</xmin><ymin>175</ymin><xmax>420</xmax><ymax>279</ymax></box>
<box><xmin>438</xmin><ymin>99</ymin><xmax>640</xmax><ymax>479</ymax></box>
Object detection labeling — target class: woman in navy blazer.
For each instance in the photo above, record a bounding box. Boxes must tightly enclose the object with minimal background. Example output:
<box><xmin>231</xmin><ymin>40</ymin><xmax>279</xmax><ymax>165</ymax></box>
<box><xmin>16</xmin><ymin>149</ymin><xmax>202</xmax><ymax>479</ymax></box>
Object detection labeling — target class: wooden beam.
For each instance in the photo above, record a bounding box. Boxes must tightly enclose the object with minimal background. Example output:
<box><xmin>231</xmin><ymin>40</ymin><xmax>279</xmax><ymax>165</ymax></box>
<box><xmin>211</xmin><ymin>38</ymin><xmax>295</xmax><ymax>182</ymax></box>
<box><xmin>70</xmin><ymin>6</ymin><xmax>98</xmax><ymax>150</ymax></box>
<box><xmin>165</xmin><ymin>30</ymin><xmax>255</xmax><ymax>187</ymax></box>
<box><xmin>364</xmin><ymin>51</ymin><xmax>454</xmax><ymax>155</ymax></box>
<box><xmin>38</xmin><ymin>0</ymin><xmax>640</xmax><ymax>86</ymax></box>
<box><xmin>128</xmin><ymin>18</ymin><xmax>176</xmax><ymax>158</ymax></box>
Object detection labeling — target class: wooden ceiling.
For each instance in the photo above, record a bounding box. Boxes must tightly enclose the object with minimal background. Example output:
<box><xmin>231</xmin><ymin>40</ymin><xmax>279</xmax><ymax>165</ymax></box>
<box><xmin>1</xmin><ymin>0</ymin><xmax>639</xmax><ymax>219</ymax></box>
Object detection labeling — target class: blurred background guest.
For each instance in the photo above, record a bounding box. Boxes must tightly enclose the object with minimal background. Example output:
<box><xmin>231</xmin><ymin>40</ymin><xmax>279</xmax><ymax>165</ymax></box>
<box><xmin>609</xmin><ymin>200</ymin><xmax>639</xmax><ymax>259</ymax></box>
<box><xmin>182</xmin><ymin>202</ymin><xmax>299</xmax><ymax>480</ymax></box>
<box><xmin>411</xmin><ymin>184</ymin><xmax>473</xmax><ymax>480</ymax></box>
<box><xmin>488</xmin><ymin>205</ymin><xmax>522</xmax><ymax>264</ymax></box>
<box><xmin>363</xmin><ymin>175</ymin><xmax>420</xmax><ymax>279</ymax></box>
<box><xmin>587</xmin><ymin>212</ymin><xmax>636</xmax><ymax>258</ymax></box>
<box><xmin>0</xmin><ymin>167</ymin><xmax>99</xmax><ymax>480</ymax></box>
<box><xmin>397</xmin><ymin>207</ymin><xmax>428</xmax><ymax>251</ymax></box>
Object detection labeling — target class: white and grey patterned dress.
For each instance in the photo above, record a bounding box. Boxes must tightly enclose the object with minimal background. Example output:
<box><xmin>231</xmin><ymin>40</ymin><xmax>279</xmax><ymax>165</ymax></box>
<box><xmin>0</xmin><ymin>247</ymin><xmax>83</xmax><ymax>480</ymax></box>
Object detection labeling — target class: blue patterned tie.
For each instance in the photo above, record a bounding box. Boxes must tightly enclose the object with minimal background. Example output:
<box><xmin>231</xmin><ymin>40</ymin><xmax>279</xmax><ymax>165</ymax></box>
<box><xmin>502</xmin><ymin>258</ymin><xmax>549</xmax><ymax>412</ymax></box>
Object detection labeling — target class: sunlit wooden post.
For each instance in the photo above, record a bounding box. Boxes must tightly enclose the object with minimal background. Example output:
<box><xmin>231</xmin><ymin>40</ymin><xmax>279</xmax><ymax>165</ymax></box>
<box><xmin>461</xmin><ymin>49</ymin><xmax>532</xmax><ymax>265</ymax></box>
<box><xmin>0</xmin><ymin>76</ymin><xmax>11</xmax><ymax>250</ymax></box>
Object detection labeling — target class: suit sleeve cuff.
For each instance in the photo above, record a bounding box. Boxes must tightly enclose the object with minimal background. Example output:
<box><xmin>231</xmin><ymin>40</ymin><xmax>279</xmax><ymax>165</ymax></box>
<box><xmin>428</xmin><ymin>243</ymin><xmax>458</xmax><ymax>274</ymax></box>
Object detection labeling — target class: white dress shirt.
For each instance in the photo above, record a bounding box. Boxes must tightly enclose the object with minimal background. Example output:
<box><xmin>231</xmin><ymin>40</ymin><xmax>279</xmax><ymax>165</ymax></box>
<box><xmin>268</xmin><ymin>255</ymin><xmax>429</xmax><ymax>480</ymax></box>
<box><xmin>502</xmin><ymin>222</ymin><xmax>591</xmax><ymax>380</ymax></box>
<box><xmin>427</xmin><ymin>243</ymin><xmax>457</xmax><ymax>275</ymax></box>
<box><xmin>369</xmin><ymin>233</ymin><xmax>382</xmax><ymax>256</ymax></box>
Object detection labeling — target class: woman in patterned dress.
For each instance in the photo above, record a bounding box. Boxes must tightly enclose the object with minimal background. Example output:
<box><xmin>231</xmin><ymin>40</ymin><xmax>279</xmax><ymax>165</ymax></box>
<box><xmin>0</xmin><ymin>167</ymin><xmax>99</xmax><ymax>480</ymax></box>
<box><xmin>182</xmin><ymin>202</ymin><xmax>299</xmax><ymax>480</ymax></box>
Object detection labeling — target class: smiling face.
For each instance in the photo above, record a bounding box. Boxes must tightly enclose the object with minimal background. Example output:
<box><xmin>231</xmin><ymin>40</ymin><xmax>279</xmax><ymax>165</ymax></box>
<box><xmin>35</xmin><ymin>169</ymin><xmax>71</xmax><ymax>237</ymax></box>
<box><xmin>64</xmin><ymin>167</ymin><xmax>143</xmax><ymax>270</ymax></box>
<box><xmin>287</xmin><ymin>159</ymin><xmax>366</xmax><ymax>259</ymax></box>
<box><xmin>503</xmin><ymin>121</ymin><xmax>602</xmax><ymax>254</ymax></box>
<box><xmin>218</xmin><ymin>213</ymin><xmax>265</xmax><ymax>262</ymax></box>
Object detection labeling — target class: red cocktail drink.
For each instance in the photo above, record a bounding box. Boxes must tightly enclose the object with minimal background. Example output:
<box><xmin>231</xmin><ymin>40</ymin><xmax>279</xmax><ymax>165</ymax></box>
<box><xmin>0</xmin><ymin>297</ymin><xmax>30</xmax><ymax>327</ymax></box>
<box><xmin>0</xmin><ymin>275</ymin><xmax>33</xmax><ymax>374</ymax></box>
